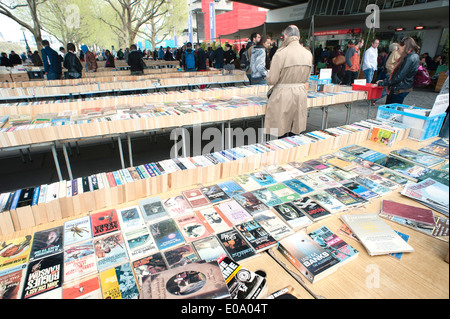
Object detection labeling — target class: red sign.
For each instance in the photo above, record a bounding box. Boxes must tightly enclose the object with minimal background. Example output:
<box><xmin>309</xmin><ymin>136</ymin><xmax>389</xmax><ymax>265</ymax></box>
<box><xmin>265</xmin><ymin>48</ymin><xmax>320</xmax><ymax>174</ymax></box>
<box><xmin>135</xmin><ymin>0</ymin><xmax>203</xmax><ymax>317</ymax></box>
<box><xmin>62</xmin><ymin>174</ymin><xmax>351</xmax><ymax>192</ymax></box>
<box><xmin>314</xmin><ymin>28</ymin><xmax>362</xmax><ymax>36</ymax></box>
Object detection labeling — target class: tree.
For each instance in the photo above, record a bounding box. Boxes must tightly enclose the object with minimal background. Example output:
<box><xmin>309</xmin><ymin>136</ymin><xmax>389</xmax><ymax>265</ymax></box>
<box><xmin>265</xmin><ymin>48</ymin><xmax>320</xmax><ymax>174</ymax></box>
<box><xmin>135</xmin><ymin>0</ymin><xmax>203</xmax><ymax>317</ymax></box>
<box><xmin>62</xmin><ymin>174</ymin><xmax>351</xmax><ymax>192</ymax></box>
<box><xmin>0</xmin><ymin>0</ymin><xmax>46</xmax><ymax>50</ymax></box>
<box><xmin>98</xmin><ymin>0</ymin><xmax>167</xmax><ymax>47</ymax></box>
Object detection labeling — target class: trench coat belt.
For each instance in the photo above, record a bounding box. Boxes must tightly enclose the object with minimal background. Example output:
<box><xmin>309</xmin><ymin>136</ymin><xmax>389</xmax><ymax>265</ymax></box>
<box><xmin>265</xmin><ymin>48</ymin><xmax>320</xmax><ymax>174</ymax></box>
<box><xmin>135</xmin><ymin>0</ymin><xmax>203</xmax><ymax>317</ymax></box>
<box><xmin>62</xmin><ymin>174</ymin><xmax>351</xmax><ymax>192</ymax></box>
<box><xmin>273</xmin><ymin>83</ymin><xmax>306</xmax><ymax>89</ymax></box>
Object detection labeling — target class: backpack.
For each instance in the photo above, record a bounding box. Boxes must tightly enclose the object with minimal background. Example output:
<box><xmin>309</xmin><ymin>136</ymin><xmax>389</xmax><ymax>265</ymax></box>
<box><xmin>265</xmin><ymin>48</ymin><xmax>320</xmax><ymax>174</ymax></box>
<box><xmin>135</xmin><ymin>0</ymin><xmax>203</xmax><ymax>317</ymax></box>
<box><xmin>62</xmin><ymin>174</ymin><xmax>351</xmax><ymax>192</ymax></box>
<box><xmin>240</xmin><ymin>46</ymin><xmax>253</xmax><ymax>71</ymax></box>
<box><xmin>185</xmin><ymin>50</ymin><xmax>195</xmax><ymax>70</ymax></box>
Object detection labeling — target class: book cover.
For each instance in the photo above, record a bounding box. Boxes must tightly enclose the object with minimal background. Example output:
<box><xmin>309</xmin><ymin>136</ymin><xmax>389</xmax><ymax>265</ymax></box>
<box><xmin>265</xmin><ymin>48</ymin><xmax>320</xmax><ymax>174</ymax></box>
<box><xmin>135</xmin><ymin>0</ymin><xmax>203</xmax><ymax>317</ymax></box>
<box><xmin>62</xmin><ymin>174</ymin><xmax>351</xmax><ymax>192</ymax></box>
<box><xmin>266</xmin><ymin>183</ymin><xmax>301</xmax><ymax>203</ymax></box>
<box><xmin>181</xmin><ymin>188</ymin><xmax>212</xmax><ymax>209</ymax></box>
<box><xmin>325</xmin><ymin>187</ymin><xmax>368</xmax><ymax>206</ymax></box>
<box><xmin>326</xmin><ymin>157</ymin><xmax>357</xmax><ymax>171</ymax></box>
<box><xmin>263</xmin><ymin>164</ymin><xmax>295</xmax><ymax>182</ymax></box>
<box><xmin>200</xmin><ymin>184</ymin><xmax>230</xmax><ymax>204</ymax></box>
<box><xmin>278</xmin><ymin>232</ymin><xmax>340</xmax><ymax>283</ymax></box>
<box><xmin>63</xmin><ymin>241</ymin><xmax>97</xmax><ymax>283</ymax></box>
<box><xmin>352</xmin><ymin>176</ymin><xmax>392</xmax><ymax>196</ymax></box>
<box><xmin>175</xmin><ymin>214</ymin><xmax>212</xmax><ymax>243</ymax></box>
<box><xmin>340</xmin><ymin>213</ymin><xmax>415</xmax><ymax>256</ymax></box>
<box><xmin>303</xmin><ymin>159</ymin><xmax>331</xmax><ymax>171</ymax></box>
<box><xmin>148</xmin><ymin>218</ymin><xmax>185</xmax><ymax>251</ymax></box>
<box><xmin>382</xmin><ymin>156</ymin><xmax>432</xmax><ymax>181</ymax></box>
<box><xmin>21</xmin><ymin>252</ymin><xmax>64</xmax><ymax>299</ymax></box>
<box><xmin>341</xmin><ymin>181</ymin><xmax>380</xmax><ymax>200</ymax></box>
<box><xmin>191</xmin><ymin>236</ymin><xmax>229</xmax><ymax>262</ymax></box>
<box><xmin>419</xmin><ymin>141</ymin><xmax>449</xmax><ymax>159</ymax></box>
<box><xmin>233</xmin><ymin>174</ymin><xmax>261</xmax><ymax>191</ymax></box>
<box><xmin>99</xmin><ymin>262</ymin><xmax>139</xmax><ymax>299</ymax></box>
<box><xmin>138</xmin><ymin>196</ymin><xmax>169</xmax><ymax>223</ymax></box>
<box><xmin>308</xmin><ymin>226</ymin><xmax>359</xmax><ymax>265</ymax></box>
<box><xmin>417</xmin><ymin>169</ymin><xmax>449</xmax><ymax>186</ymax></box>
<box><xmin>29</xmin><ymin>226</ymin><xmax>64</xmax><ymax>261</ymax></box>
<box><xmin>62</xmin><ymin>275</ymin><xmax>102</xmax><ymax>299</ymax></box>
<box><xmin>341</xmin><ymin>144</ymin><xmax>387</xmax><ymax>165</ymax></box>
<box><xmin>140</xmin><ymin>260</ymin><xmax>230</xmax><ymax>299</ymax></box>
<box><xmin>272</xmin><ymin>202</ymin><xmax>312</xmax><ymax>230</ymax></box>
<box><xmin>217</xmin><ymin>180</ymin><xmax>245</xmax><ymax>197</ymax></box>
<box><xmin>233</xmin><ymin>192</ymin><xmax>269</xmax><ymax>216</ymax></box>
<box><xmin>376</xmin><ymin>170</ymin><xmax>409</xmax><ymax>185</ymax></box>
<box><xmin>325</xmin><ymin>168</ymin><xmax>359</xmax><ymax>184</ymax></box>
<box><xmin>365</xmin><ymin>173</ymin><xmax>401</xmax><ymax>190</ymax></box>
<box><xmin>309</xmin><ymin>190</ymin><xmax>346</xmax><ymax>213</ymax></box>
<box><xmin>123</xmin><ymin>226</ymin><xmax>158</xmax><ymax>261</ymax></box>
<box><xmin>249</xmin><ymin>171</ymin><xmax>277</xmax><ymax>187</ymax></box>
<box><xmin>381</xmin><ymin>200</ymin><xmax>436</xmax><ymax>226</ymax></box>
<box><xmin>63</xmin><ymin>216</ymin><xmax>92</xmax><ymax>246</ymax></box>
<box><xmin>163</xmin><ymin>195</ymin><xmax>193</xmax><ymax>218</ymax></box>
<box><xmin>90</xmin><ymin>209</ymin><xmax>121</xmax><ymax>237</ymax></box>
<box><xmin>253</xmin><ymin>210</ymin><xmax>294</xmax><ymax>241</ymax></box>
<box><xmin>218</xmin><ymin>255</ymin><xmax>267</xmax><ymax>299</ymax></box>
<box><xmin>235</xmin><ymin>220</ymin><xmax>277</xmax><ymax>252</ymax></box>
<box><xmin>287</xmin><ymin>161</ymin><xmax>316</xmax><ymax>174</ymax></box>
<box><xmin>292</xmin><ymin>197</ymin><xmax>332</xmax><ymax>221</ymax></box>
<box><xmin>116</xmin><ymin>205</ymin><xmax>146</xmax><ymax>231</ymax></box>
<box><xmin>132</xmin><ymin>252</ymin><xmax>168</xmax><ymax>287</ymax></box>
<box><xmin>216</xmin><ymin>200</ymin><xmax>253</xmax><ymax>225</ymax></box>
<box><xmin>391</xmin><ymin>147</ymin><xmax>446</xmax><ymax>168</ymax></box>
<box><xmin>282</xmin><ymin>178</ymin><xmax>316</xmax><ymax>195</ymax></box>
<box><xmin>93</xmin><ymin>232</ymin><xmax>129</xmax><ymax>271</ymax></box>
<box><xmin>196</xmin><ymin>207</ymin><xmax>233</xmax><ymax>234</ymax></box>
<box><xmin>216</xmin><ymin>229</ymin><xmax>256</xmax><ymax>262</ymax></box>
<box><xmin>163</xmin><ymin>245</ymin><xmax>200</xmax><ymax>269</ymax></box>
<box><xmin>0</xmin><ymin>263</ymin><xmax>27</xmax><ymax>299</ymax></box>
<box><xmin>0</xmin><ymin>235</ymin><xmax>33</xmax><ymax>271</ymax></box>
<box><xmin>251</xmin><ymin>188</ymin><xmax>283</xmax><ymax>207</ymax></box>
<box><xmin>401</xmin><ymin>178</ymin><xmax>449</xmax><ymax>214</ymax></box>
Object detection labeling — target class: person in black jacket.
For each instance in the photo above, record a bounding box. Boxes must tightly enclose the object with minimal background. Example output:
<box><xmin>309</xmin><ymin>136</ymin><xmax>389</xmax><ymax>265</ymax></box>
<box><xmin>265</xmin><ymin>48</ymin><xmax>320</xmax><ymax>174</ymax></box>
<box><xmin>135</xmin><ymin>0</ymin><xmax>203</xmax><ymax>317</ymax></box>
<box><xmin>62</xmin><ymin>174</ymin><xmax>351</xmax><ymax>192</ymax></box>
<box><xmin>9</xmin><ymin>51</ymin><xmax>22</xmax><ymax>65</ymax></box>
<box><xmin>127</xmin><ymin>44</ymin><xmax>144</xmax><ymax>75</ymax></box>
<box><xmin>105</xmin><ymin>49</ymin><xmax>115</xmax><ymax>68</ymax></box>
<box><xmin>195</xmin><ymin>43</ymin><xmax>208</xmax><ymax>71</ymax></box>
<box><xmin>0</xmin><ymin>52</ymin><xmax>13</xmax><ymax>67</ymax></box>
<box><xmin>212</xmin><ymin>45</ymin><xmax>225</xmax><ymax>69</ymax></box>
<box><xmin>377</xmin><ymin>37</ymin><xmax>419</xmax><ymax>104</ymax></box>
<box><xmin>63</xmin><ymin>43</ymin><xmax>82</xmax><ymax>79</ymax></box>
<box><xmin>41</xmin><ymin>40</ymin><xmax>62</xmax><ymax>80</ymax></box>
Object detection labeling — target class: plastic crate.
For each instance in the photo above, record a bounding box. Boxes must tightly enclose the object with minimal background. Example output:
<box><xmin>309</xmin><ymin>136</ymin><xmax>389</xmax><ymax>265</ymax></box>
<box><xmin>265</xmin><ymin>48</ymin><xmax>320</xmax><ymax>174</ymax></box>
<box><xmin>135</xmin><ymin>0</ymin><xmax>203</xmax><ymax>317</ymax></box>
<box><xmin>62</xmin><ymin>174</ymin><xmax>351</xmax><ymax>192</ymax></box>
<box><xmin>376</xmin><ymin>103</ymin><xmax>446</xmax><ymax>141</ymax></box>
<box><xmin>309</xmin><ymin>75</ymin><xmax>331</xmax><ymax>91</ymax></box>
<box><xmin>352</xmin><ymin>83</ymin><xmax>383</xmax><ymax>99</ymax></box>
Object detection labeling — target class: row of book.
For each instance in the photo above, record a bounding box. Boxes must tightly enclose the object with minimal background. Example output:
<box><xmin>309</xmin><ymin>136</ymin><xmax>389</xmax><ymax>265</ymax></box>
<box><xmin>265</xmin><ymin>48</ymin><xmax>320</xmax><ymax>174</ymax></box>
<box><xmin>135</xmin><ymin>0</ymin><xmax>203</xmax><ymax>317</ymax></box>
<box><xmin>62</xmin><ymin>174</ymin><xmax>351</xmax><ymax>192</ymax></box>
<box><xmin>0</xmin><ymin>73</ymin><xmax>247</xmax><ymax>98</ymax></box>
<box><xmin>0</xmin><ymin>119</ymin><xmax>389</xmax><ymax>234</ymax></box>
<box><xmin>0</xmin><ymin>68</ymin><xmax>219</xmax><ymax>89</ymax></box>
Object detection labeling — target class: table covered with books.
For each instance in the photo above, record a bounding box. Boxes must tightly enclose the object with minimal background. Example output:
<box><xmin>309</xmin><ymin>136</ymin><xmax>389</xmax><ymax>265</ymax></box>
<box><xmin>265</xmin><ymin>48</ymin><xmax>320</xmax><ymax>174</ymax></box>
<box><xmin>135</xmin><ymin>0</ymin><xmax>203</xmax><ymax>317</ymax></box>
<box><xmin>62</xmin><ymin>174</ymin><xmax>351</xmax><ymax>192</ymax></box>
<box><xmin>0</xmin><ymin>115</ymin><xmax>448</xmax><ymax>300</ymax></box>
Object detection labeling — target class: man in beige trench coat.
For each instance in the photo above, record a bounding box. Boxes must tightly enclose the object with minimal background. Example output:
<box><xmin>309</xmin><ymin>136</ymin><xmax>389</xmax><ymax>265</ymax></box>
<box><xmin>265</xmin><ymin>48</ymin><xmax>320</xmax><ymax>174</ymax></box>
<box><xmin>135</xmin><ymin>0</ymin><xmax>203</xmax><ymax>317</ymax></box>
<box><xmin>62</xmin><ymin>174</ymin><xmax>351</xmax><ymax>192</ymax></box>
<box><xmin>265</xmin><ymin>25</ymin><xmax>313</xmax><ymax>138</ymax></box>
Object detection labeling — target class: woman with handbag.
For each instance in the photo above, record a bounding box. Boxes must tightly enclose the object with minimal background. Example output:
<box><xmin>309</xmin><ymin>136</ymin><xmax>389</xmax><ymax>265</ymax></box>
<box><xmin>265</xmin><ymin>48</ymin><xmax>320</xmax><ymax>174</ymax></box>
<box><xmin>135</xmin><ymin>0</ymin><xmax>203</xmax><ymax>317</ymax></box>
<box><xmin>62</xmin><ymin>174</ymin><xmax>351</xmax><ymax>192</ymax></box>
<box><xmin>330</xmin><ymin>45</ymin><xmax>345</xmax><ymax>84</ymax></box>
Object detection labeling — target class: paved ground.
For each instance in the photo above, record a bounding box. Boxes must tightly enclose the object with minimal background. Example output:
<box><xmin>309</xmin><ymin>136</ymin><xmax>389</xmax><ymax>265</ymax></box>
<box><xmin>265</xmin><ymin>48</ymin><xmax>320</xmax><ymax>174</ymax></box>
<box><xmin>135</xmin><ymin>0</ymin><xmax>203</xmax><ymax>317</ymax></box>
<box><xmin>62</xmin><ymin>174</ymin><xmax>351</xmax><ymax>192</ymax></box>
<box><xmin>0</xmin><ymin>86</ymin><xmax>442</xmax><ymax>193</ymax></box>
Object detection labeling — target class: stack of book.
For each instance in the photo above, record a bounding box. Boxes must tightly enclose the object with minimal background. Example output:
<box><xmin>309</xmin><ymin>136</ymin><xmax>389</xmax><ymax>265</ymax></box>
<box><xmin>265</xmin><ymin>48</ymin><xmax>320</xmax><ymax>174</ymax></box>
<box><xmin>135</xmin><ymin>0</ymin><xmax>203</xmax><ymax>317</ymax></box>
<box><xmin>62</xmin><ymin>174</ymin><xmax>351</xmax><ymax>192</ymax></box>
<box><xmin>401</xmin><ymin>178</ymin><xmax>449</xmax><ymax>216</ymax></box>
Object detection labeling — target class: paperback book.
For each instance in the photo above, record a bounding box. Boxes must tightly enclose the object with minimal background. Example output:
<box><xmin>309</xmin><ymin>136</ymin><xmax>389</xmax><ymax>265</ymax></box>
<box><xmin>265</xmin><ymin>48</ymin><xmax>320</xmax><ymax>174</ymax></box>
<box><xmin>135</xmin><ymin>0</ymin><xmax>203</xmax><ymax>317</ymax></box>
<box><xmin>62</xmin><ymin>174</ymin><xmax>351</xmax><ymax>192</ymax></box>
<box><xmin>251</xmin><ymin>188</ymin><xmax>283</xmax><ymax>207</ymax></box>
<box><xmin>233</xmin><ymin>192</ymin><xmax>269</xmax><ymax>216</ymax></box>
<box><xmin>216</xmin><ymin>199</ymin><xmax>253</xmax><ymax>225</ymax></box>
<box><xmin>233</xmin><ymin>174</ymin><xmax>262</xmax><ymax>191</ymax></box>
<box><xmin>63</xmin><ymin>216</ymin><xmax>92</xmax><ymax>246</ymax></box>
<box><xmin>382</xmin><ymin>156</ymin><xmax>432</xmax><ymax>181</ymax></box>
<box><xmin>123</xmin><ymin>226</ymin><xmax>158</xmax><ymax>261</ymax></box>
<box><xmin>0</xmin><ymin>235</ymin><xmax>33</xmax><ymax>271</ymax></box>
<box><xmin>216</xmin><ymin>229</ymin><xmax>256</xmax><ymax>262</ymax></box>
<box><xmin>253</xmin><ymin>210</ymin><xmax>294</xmax><ymax>241</ymax></box>
<box><xmin>29</xmin><ymin>226</ymin><xmax>64</xmax><ymax>261</ymax></box>
<box><xmin>181</xmin><ymin>188</ymin><xmax>212</xmax><ymax>209</ymax></box>
<box><xmin>309</xmin><ymin>190</ymin><xmax>346</xmax><ymax>213</ymax></box>
<box><xmin>0</xmin><ymin>263</ymin><xmax>27</xmax><ymax>299</ymax></box>
<box><xmin>196</xmin><ymin>207</ymin><xmax>233</xmax><ymax>234</ymax></box>
<box><xmin>163</xmin><ymin>195</ymin><xmax>193</xmax><ymax>218</ymax></box>
<box><xmin>90</xmin><ymin>209</ymin><xmax>121</xmax><ymax>237</ymax></box>
<box><xmin>418</xmin><ymin>138</ymin><xmax>449</xmax><ymax>159</ymax></box>
<box><xmin>283</xmin><ymin>178</ymin><xmax>316</xmax><ymax>195</ymax></box>
<box><xmin>200</xmin><ymin>184</ymin><xmax>230</xmax><ymax>204</ymax></box>
<box><xmin>341</xmin><ymin>181</ymin><xmax>379</xmax><ymax>200</ymax></box>
<box><xmin>266</xmin><ymin>183</ymin><xmax>301</xmax><ymax>202</ymax></box>
<box><xmin>132</xmin><ymin>252</ymin><xmax>168</xmax><ymax>287</ymax></box>
<box><xmin>116</xmin><ymin>205</ymin><xmax>146</xmax><ymax>231</ymax></box>
<box><xmin>148</xmin><ymin>218</ymin><xmax>185</xmax><ymax>251</ymax></box>
<box><xmin>93</xmin><ymin>232</ymin><xmax>129</xmax><ymax>271</ymax></box>
<box><xmin>381</xmin><ymin>200</ymin><xmax>436</xmax><ymax>226</ymax></box>
<box><xmin>138</xmin><ymin>196</ymin><xmax>170</xmax><ymax>223</ymax></box>
<box><xmin>391</xmin><ymin>147</ymin><xmax>446</xmax><ymax>168</ymax></box>
<box><xmin>63</xmin><ymin>241</ymin><xmax>97</xmax><ymax>283</ymax></box>
<box><xmin>163</xmin><ymin>245</ymin><xmax>200</xmax><ymax>269</ymax></box>
<box><xmin>175</xmin><ymin>213</ymin><xmax>212</xmax><ymax>243</ymax></box>
<box><xmin>99</xmin><ymin>262</ymin><xmax>139</xmax><ymax>299</ymax></box>
<box><xmin>292</xmin><ymin>197</ymin><xmax>332</xmax><ymax>221</ymax></box>
<box><xmin>191</xmin><ymin>235</ymin><xmax>229</xmax><ymax>262</ymax></box>
<box><xmin>217</xmin><ymin>180</ymin><xmax>245</xmax><ymax>197</ymax></box>
<box><xmin>272</xmin><ymin>202</ymin><xmax>312</xmax><ymax>230</ymax></box>
<box><xmin>249</xmin><ymin>171</ymin><xmax>277</xmax><ymax>187</ymax></box>
<box><xmin>235</xmin><ymin>220</ymin><xmax>277</xmax><ymax>252</ymax></box>
<box><xmin>62</xmin><ymin>275</ymin><xmax>102</xmax><ymax>299</ymax></box>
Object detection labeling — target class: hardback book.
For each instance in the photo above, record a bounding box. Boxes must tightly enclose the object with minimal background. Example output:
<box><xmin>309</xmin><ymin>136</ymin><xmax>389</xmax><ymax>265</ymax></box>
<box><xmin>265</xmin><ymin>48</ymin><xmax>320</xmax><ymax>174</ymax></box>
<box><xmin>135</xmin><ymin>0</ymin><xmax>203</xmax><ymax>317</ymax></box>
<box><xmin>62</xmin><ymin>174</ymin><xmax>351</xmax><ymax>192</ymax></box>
<box><xmin>90</xmin><ymin>209</ymin><xmax>121</xmax><ymax>237</ymax></box>
<box><xmin>116</xmin><ymin>205</ymin><xmax>146</xmax><ymax>231</ymax></box>
<box><xmin>278</xmin><ymin>231</ymin><xmax>340</xmax><ymax>283</ymax></box>
<box><xmin>132</xmin><ymin>252</ymin><xmax>168</xmax><ymax>287</ymax></box>
<box><xmin>148</xmin><ymin>218</ymin><xmax>185</xmax><ymax>251</ymax></box>
<box><xmin>0</xmin><ymin>235</ymin><xmax>33</xmax><ymax>272</ymax></box>
<box><xmin>380</xmin><ymin>200</ymin><xmax>436</xmax><ymax>226</ymax></box>
<box><xmin>63</xmin><ymin>241</ymin><xmax>97</xmax><ymax>283</ymax></box>
<box><xmin>309</xmin><ymin>190</ymin><xmax>346</xmax><ymax>213</ymax></box>
<box><xmin>63</xmin><ymin>216</ymin><xmax>92</xmax><ymax>247</ymax></box>
<box><xmin>62</xmin><ymin>275</ymin><xmax>102</xmax><ymax>299</ymax></box>
<box><xmin>218</xmin><ymin>255</ymin><xmax>267</xmax><ymax>299</ymax></box>
<box><xmin>29</xmin><ymin>226</ymin><xmax>64</xmax><ymax>261</ymax></box>
<box><xmin>233</xmin><ymin>192</ymin><xmax>269</xmax><ymax>216</ymax></box>
<box><xmin>21</xmin><ymin>252</ymin><xmax>64</xmax><ymax>299</ymax></box>
<box><xmin>0</xmin><ymin>263</ymin><xmax>27</xmax><ymax>299</ymax></box>
<box><xmin>217</xmin><ymin>180</ymin><xmax>245</xmax><ymax>197</ymax></box>
<box><xmin>175</xmin><ymin>213</ymin><xmax>213</xmax><ymax>243</ymax></box>
<box><xmin>181</xmin><ymin>188</ymin><xmax>212</xmax><ymax>209</ymax></box>
<box><xmin>417</xmin><ymin>169</ymin><xmax>449</xmax><ymax>186</ymax></box>
<box><xmin>163</xmin><ymin>195</ymin><xmax>193</xmax><ymax>218</ymax></box>
<box><xmin>308</xmin><ymin>226</ymin><xmax>359</xmax><ymax>266</ymax></box>
<box><xmin>419</xmin><ymin>139</ymin><xmax>449</xmax><ymax>159</ymax></box>
<box><xmin>379</xmin><ymin>213</ymin><xmax>448</xmax><ymax>240</ymax></box>
<box><xmin>401</xmin><ymin>178</ymin><xmax>449</xmax><ymax>215</ymax></box>
<box><xmin>216</xmin><ymin>229</ymin><xmax>256</xmax><ymax>262</ymax></box>
<box><xmin>233</xmin><ymin>174</ymin><xmax>262</xmax><ymax>191</ymax></box>
<box><xmin>163</xmin><ymin>245</ymin><xmax>200</xmax><ymax>269</ymax></box>
<box><xmin>216</xmin><ymin>199</ymin><xmax>253</xmax><ymax>225</ymax></box>
<box><xmin>272</xmin><ymin>202</ymin><xmax>312</xmax><ymax>230</ymax></box>
<box><xmin>382</xmin><ymin>156</ymin><xmax>432</xmax><ymax>181</ymax></box>
<box><xmin>340</xmin><ymin>213</ymin><xmax>415</xmax><ymax>256</ymax></box>
<box><xmin>391</xmin><ymin>147</ymin><xmax>446</xmax><ymax>168</ymax></box>
<box><xmin>99</xmin><ymin>262</ymin><xmax>139</xmax><ymax>299</ymax></box>
<box><xmin>192</xmin><ymin>235</ymin><xmax>229</xmax><ymax>262</ymax></box>
<box><xmin>123</xmin><ymin>226</ymin><xmax>158</xmax><ymax>261</ymax></box>
<box><xmin>266</xmin><ymin>183</ymin><xmax>301</xmax><ymax>203</ymax></box>
<box><xmin>249</xmin><ymin>171</ymin><xmax>278</xmax><ymax>187</ymax></box>
<box><xmin>93</xmin><ymin>232</ymin><xmax>129</xmax><ymax>271</ymax></box>
<box><xmin>341</xmin><ymin>181</ymin><xmax>379</xmax><ymax>200</ymax></box>
<box><xmin>292</xmin><ymin>197</ymin><xmax>332</xmax><ymax>221</ymax></box>
<box><xmin>200</xmin><ymin>184</ymin><xmax>230</xmax><ymax>204</ymax></box>
<box><xmin>139</xmin><ymin>260</ymin><xmax>230</xmax><ymax>299</ymax></box>
<box><xmin>138</xmin><ymin>196</ymin><xmax>170</xmax><ymax>223</ymax></box>
<box><xmin>253</xmin><ymin>210</ymin><xmax>294</xmax><ymax>241</ymax></box>
<box><xmin>251</xmin><ymin>188</ymin><xmax>283</xmax><ymax>207</ymax></box>
<box><xmin>235</xmin><ymin>220</ymin><xmax>277</xmax><ymax>252</ymax></box>
<box><xmin>282</xmin><ymin>178</ymin><xmax>316</xmax><ymax>195</ymax></box>
<box><xmin>196</xmin><ymin>207</ymin><xmax>233</xmax><ymax>234</ymax></box>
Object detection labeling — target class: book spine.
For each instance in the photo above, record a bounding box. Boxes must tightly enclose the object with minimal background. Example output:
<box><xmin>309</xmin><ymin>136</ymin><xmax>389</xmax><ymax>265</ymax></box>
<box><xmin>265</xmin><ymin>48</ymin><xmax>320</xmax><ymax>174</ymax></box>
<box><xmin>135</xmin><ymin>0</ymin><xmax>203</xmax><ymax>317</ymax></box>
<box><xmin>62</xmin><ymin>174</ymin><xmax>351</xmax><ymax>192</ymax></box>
<box><xmin>31</xmin><ymin>186</ymin><xmax>40</xmax><ymax>206</ymax></box>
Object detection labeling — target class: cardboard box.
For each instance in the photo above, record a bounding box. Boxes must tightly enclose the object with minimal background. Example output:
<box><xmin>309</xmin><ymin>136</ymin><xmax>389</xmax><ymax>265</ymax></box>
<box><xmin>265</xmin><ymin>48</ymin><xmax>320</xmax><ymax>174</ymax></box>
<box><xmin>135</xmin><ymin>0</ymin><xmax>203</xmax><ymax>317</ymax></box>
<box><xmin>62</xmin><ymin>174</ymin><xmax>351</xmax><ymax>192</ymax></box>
<box><xmin>0</xmin><ymin>73</ymin><xmax>12</xmax><ymax>82</ymax></box>
<box><xmin>10</xmin><ymin>72</ymin><xmax>29</xmax><ymax>82</ymax></box>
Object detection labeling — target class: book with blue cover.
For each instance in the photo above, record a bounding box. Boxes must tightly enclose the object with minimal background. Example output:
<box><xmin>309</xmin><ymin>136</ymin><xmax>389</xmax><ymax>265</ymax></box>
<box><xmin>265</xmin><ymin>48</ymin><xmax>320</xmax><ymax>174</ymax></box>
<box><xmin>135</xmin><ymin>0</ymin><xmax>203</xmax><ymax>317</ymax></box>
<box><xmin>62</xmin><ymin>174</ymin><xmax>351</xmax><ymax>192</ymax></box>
<box><xmin>282</xmin><ymin>179</ymin><xmax>315</xmax><ymax>195</ymax></box>
<box><xmin>249</xmin><ymin>171</ymin><xmax>277</xmax><ymax>187</ymax></box>
<box><xmin>217</xmin><ymin>180</ymin><xmax>245</xmax><ymax>197</ymax></box>
<box><xmin>341</xmin><ymin>144</ymin><xmax>387</xmax><ymax>165</ymax></box>
<box><xmin>251</xmin><ymin>188</ymin><xmax>283</xmax><ymax>207</ymax></box>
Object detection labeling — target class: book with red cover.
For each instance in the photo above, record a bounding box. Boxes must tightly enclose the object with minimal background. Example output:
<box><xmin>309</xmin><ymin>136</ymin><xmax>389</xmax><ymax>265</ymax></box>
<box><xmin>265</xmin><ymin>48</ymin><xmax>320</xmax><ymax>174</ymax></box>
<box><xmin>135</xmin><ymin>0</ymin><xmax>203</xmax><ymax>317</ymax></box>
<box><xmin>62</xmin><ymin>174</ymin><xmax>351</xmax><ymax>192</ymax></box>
<box><xmin>90</xmin><ymin>209</ymin><xmax>120</xmax><ymax>237</ymax></box>
<box><xmin>381</xmin><ymin>200</ymin><xmax>436</xmax><ymax>226</ymax></box>
<box><xmin>181</xmin><ymin>188</ymin><xmax>212</xmax><ymax>209</ymax></box>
